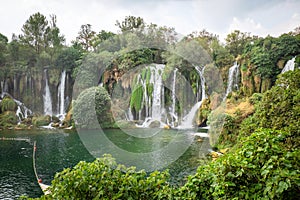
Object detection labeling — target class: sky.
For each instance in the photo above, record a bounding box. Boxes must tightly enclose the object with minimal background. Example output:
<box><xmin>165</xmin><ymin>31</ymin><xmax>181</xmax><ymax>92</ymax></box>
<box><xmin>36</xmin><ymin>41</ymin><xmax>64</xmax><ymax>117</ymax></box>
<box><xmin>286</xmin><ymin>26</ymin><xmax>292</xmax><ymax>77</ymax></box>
<box><xmin>0</xmin><ymin>0</ymin><xmax>299</xmax><ymax>44</ymax></box>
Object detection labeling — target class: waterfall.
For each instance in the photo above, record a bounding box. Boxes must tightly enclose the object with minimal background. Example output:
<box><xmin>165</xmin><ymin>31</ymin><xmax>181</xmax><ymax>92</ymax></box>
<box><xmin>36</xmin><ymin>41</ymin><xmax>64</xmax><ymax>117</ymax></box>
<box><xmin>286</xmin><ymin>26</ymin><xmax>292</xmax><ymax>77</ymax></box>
<box><xmin>170</xmin><ymin>68</ymin><xmax>178</xmax><ymax>126</ymax></box>
<box><xmin>151</xmin><ymin>64</ymin><xmax>165</xmax><ymax>120</ymax></box>
<box><xmin>0</xmin><ymin>92</ymin><xmax>33</xmax><ymax>124</ymax></box>
<box><xmin>134</xmin><ymin>64</ymin><xmax>165</xmax><ymax>127</ymax></box>
<box><xmin>14</xmin><ymin>98</ymin><xmax>33</xmax><ymax>123</ymax></box>
<box><xmin>224</xmin><ymin>62</ymin><xmax>239</xmax><ymax>100</ymax></box>
<box><xmin>281</xmin><ymin>57</ymin><xmax>296</xmax><ymax>73</ymax></box>
<box><xmin>57</xmin><ymin>70</ymin><xmax>66</xmax><ymax>119</ymax></box>
<box><xmin>179</xmin><ymin>66</ymin><xmax>206</xmax><ymax>129</ymax></box>
<box><xmin>195</xmin><ymin>66</ymin><xmax>206</xmax><ymax>101</ymax></box>
<box><xmin>179</xmin><ymin>101</ymin><xmax>203</xmax><ymax>129</ymax></box>
<box><xmin>43</xmin><ymin>69</ymin><xmax>53</xmax><ymax>116</ymax></box>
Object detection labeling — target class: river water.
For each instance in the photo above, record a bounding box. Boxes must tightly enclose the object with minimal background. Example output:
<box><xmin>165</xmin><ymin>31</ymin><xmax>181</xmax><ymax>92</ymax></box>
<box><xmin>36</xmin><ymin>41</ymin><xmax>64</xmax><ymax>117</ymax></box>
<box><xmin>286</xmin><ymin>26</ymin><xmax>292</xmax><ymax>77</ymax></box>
<box><xmin>0</xmin><ymin>128</ymin><xmax>210</xmax><ymax>199</ymax></box>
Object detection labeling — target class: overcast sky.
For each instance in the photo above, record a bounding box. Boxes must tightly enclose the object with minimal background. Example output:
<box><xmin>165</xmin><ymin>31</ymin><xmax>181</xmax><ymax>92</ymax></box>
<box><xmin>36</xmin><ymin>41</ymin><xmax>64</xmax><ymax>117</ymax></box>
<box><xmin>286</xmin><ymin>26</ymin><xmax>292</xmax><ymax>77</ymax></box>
<box><xmin>1</xmin><ymin>0</ymin><xmax>299</xmax><ymax>44</ymax></box>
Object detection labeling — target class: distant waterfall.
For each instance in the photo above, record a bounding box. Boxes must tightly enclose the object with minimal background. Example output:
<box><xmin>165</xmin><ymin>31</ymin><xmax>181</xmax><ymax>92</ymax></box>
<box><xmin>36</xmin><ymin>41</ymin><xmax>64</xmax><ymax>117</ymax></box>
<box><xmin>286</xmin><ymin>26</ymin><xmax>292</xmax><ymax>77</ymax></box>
<box><xmin>179</xmin><ymin>66</ymin><xmax>206</xmax><ymax>129</ymax></box>
<box><xmin>224</xmin><ymin>62</ymin><xmax>239</xmax><ymax>100</ymax></box>
<box><xmin>0</xmin><ymin>92</ymin><xmax>32</xmax><ymax>123</ymax></box>
<box><xmin>15</xmin><ymin>98</ymin><xmax>33</xmax><ymax>123</ymax></box>
<box><xmin>281</xmin><ymin>57</ymin><xmax>296</xmax><ymax>73</ymax></box>
<box><xmin>43</xmin><ymin>69</ymin><xmax>52</xmax><ymax>116</ymax></box>
<box><xmin>57</xmin><ymin>70</ymin><xmax>66</xmax><ymax>119</ymax></box>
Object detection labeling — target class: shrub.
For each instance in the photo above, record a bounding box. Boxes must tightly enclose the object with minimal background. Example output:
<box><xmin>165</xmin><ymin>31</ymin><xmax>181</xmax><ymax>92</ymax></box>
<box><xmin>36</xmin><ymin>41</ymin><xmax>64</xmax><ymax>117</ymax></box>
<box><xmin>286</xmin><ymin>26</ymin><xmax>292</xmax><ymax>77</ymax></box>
<box><xmin>0</xmin><ymin>96</ymin><xmax>17</xmax><ymax>112</ymax></box>
<box><xmin>73</xmin><ymin>86</ymin><xmax>114</xmax><ymax>129</ymax></box>
<box><xmin>178</xmin><ymin>129</ymin><xmax>300</xmax><ymax>200</ymax></box>
<box><xmin>39</xmin><ymin>154</ymin><xmax>174</xmax><ymax>199</ymax></box>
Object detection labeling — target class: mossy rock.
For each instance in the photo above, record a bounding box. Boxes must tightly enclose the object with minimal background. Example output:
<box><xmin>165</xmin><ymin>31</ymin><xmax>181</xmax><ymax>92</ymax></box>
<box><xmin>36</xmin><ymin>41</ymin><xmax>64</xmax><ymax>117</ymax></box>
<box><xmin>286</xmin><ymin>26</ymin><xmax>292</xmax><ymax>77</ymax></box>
<box><xmin>149</xmin><ymin>120</ymin><xmax>161</xmax><ymax>128</ymax></box>
<box><xmin>0</xmin><ymin>97</ymin><xmax>17</xmax><ymax>112</ymax></box>
<box><xmin>0</xmin><ymin>111</ymin><xmax>18</xmax><ymax>128</ymax></box>
<box><xmin>32</xmin><ymin>115</ymin><xmax>51</xmax><ymax>126</ymax></box>
<box><xmin>114</xmin><ymin>120</ymin><xmax>136</xmax><ymax>129</ymax></box>
<box><xmin>51</xmin><ymin>115</ymin><xmax>60</xmax><ymax>123</ymax></box>
<box><xmin>277</xmin><ymin>59</ymin><xmax>286</xmax><ymax>69</ymax></box>
<box><xmin>197</xmin><ymin>98</ymin><xmax>211</xmax><ymax>126</ymax></box>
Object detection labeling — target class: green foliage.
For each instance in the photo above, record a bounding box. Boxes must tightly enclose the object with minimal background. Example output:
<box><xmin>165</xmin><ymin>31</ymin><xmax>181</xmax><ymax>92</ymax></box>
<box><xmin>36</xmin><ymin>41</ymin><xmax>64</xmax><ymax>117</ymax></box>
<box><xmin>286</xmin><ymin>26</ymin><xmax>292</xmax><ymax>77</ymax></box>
<box><xmin>242</xmin><ymin>33</ymin><xmax>300</xmax><ymax>80</ymax></box>
<box><xmin>225</xmin><ymin>30</ymin><xmax>254</xmax><ymax>57</ymax></box>
<box><xmin>256</xmin><ymin>70</ymin><xmax>300</xmax><ymax>136</ymax></box>
<box><xmin>40</xmin><ymin>154</ymin><xmax>173</xmax><ymax>199</ymax></box>
<box><xmin>178</xmin><ymin>129</ymin><xmax>300</xmax><ymax>200</ymax></box>
<box><xmin>116</xmin><ymin>16</ymin><xmax>145</xmax><ymax>33</ymax></box>
<box><xmin>118</xmin><ymin>49</ymin><xmax>155</xmax><ymax>70</ymax></box>
<box><xmin>0</xmin><ymin>111</ymin><xmax>18</xmax><ymax>128</ymax></box>
<box><xmin>130</xmin><ymin>84</ymin><xmax>144</xmax><ymax>112</ymax></box>
<box><xmin>73</xmin><ymin>86</ymin><xmax>114</xmax><ymax>129</ymax></box>
<box><xmin>0</xmin><ymin>97</ymin><xmax>17</xmax><ymax>112</ymax></box>
<box><xmin>32</xmin><ymin>115</ymin><xmax>51</xmax><ymax>127</ymax></box>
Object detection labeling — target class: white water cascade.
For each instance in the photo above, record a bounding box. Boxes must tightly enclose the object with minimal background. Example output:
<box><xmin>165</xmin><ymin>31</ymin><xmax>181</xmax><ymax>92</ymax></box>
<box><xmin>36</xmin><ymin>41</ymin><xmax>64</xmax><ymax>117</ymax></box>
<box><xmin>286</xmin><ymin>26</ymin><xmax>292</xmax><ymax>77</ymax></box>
<box><xmin>43</xmin><ymin>69</ymin><xmax>53</xmax><ymax>116</ymax></box>
<box><xmin>135</xmin><ymin>64</ymin><xmax>165</xmax><ymax>127</ymax></box>
<box><xmin>281</xmin><ymin>57</ymin><xmax>296</xmax><ymax>73</ymax></box>
<box><xmin>0</xmin><ymin>92</ymin><xmax>33</xmax><ymax>123</ymax></box>
<box><xmin>169</xmin><ymin>68</ymin><xmax>178</xmax><ymax>126</ymax></box>
<box><xmin>224</xmin><ymin>62</ymin><xmax>239</xmax><ymax>100</ymax></box>
<box><xmin>15</xmin><ymin>98</ymin><xmax>33</xmax><ymax>123</ymax></box>
<box><xmin>151</xmin><ymin>64</ymin><xmax>165</xmax><ymax>120</ymax></box>
<box><xmin>179</xmin><ymin>66</ymin><xmax>206</xmax><ymax>129</ymax></box>
<box><xmin>57</xmin><ymin>70</ymin><xmax>66</xmax><ymax>119</ymax></box>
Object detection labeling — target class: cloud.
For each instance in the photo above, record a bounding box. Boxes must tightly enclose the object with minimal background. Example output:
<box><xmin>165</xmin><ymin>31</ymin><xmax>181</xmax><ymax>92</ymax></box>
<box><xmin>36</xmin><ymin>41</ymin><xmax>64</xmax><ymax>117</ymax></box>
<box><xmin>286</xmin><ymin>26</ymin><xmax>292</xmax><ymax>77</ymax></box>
<box><xmin>1</xmin><ymin>0</ymin><xmax>299</xmax><ymax>44</ymax></box>
<box><xmin>228</xmin><ymin>17</ymin><xmax>265</xmax><ymax>35</ymax></box>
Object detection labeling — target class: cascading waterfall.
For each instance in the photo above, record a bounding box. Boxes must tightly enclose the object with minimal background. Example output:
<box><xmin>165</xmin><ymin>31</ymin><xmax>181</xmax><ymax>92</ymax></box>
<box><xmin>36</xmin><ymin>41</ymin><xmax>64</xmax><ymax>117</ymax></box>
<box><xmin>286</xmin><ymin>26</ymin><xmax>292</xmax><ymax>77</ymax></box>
<box><xmin>151</xmin><ymin>64</ymin><xmax>165</xmax><ymax>120</ymax></box>
<box><xmin>0</xmin><ymin>92</ymin><xmax>33</xmax><ymax>124</ymax></box>
<box><xmin>224</xmin><ymin>61</ymin><xmax>239</xmax><ymax>100</ymax></box>
<box><xmin>43</xmin><ymin>69</ymin><xmax>53</xmax><ymax>116</ymax></box>
<box><xmin>57</xmin><ymin>70</ymin><xmax>66</xmax><ymax>119</ymax></box>
<box><xmin>281</xmin><ymin>57</ymin><xmax>296</xmax><ymax>73</ymax></box>
<box><xmin>179</xmin><ymin>66</ymin><xmax>206</xmax><ymax>129</ymax></box>
<box><xmin>15</xmin><ymin>98</ymin><xmax>33</xmax><ymax>123</ymax></box>
<box><xmin>169</xmin><ymin>68</ymin><xmax>178</xmax><ymax>126</ymax></box>
<box><xmin>135</xmin><ymin>64</ymin><xmax>165</xmax><ymax>127</ymax></box>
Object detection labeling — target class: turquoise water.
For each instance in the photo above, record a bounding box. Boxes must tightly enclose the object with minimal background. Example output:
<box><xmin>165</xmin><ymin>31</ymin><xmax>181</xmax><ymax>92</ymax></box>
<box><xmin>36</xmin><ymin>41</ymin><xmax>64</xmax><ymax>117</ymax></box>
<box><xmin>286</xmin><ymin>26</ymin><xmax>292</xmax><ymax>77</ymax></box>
<box><xmin>0</xmin><ymin>128</ymin><xmax>210</xmax><ymax>199</ymax></box>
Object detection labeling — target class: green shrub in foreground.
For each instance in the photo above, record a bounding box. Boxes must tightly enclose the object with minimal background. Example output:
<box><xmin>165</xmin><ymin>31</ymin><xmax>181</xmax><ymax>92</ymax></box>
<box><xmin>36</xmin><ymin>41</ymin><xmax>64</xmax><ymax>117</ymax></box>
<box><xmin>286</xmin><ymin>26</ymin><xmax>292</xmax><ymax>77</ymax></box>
<box><xmin>41</xmin><ymin>154</ymin><xmax>173</xmax><ymax>200</ymax></box>
<box><xmin>178</xmin><ymin>129</ymin><xmax>300</xmax><ymax>200</ymax></box>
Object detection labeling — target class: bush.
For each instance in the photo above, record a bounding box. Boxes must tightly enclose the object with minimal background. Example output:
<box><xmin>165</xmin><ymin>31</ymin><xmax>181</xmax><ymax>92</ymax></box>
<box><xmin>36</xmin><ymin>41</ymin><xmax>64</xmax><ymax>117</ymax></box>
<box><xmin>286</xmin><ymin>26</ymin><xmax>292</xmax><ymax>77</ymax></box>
<box><xmin>178</xmin><ymin>129</ymin><xmax>300</xmax><ymax>200</ymax></box>
<box><xmin>39</xmin><ymin>154</ymin><xmax>174</xmax><ymax>199</ymax></box>
<box><xmin>73</xmin><ymin>86</ymin><xmax>114</xmax><ymax>129</ymax></box>
<box><xmin>0</xmin><ymin>96</ymin><xmax>17</xmax><ymax>112</ymax></box>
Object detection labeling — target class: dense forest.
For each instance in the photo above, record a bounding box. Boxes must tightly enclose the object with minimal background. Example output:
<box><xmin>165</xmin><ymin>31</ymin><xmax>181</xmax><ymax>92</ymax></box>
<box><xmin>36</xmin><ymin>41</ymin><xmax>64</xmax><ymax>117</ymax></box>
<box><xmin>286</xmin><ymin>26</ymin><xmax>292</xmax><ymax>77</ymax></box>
<box><xmin>0</xmin><ymin>13</ymin><xmax>299</xmax><ymax>199</ymax></box>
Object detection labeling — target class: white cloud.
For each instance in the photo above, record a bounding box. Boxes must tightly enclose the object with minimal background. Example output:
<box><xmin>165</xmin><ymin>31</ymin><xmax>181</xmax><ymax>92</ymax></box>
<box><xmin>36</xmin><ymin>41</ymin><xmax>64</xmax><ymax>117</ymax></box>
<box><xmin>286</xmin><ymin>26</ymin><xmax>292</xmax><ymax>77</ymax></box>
<box><xmin>228</xmin><ymin>17</ymin><xmax>265</xmax><ymax>35</ymax></box>
<box><xmin>1</xmin><ymin>0</ymin><xmax>300</xmax><ymax>44</ymax></box>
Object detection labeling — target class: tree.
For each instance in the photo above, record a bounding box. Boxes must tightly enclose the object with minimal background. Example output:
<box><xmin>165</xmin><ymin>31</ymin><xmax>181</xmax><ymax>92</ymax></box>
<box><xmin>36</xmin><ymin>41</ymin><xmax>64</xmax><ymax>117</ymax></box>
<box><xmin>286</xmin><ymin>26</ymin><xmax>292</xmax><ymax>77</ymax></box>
<box><xmin>225</xmin><ymin>30</ymin><xmax>253</xmax><ymax>57</ymax></box>
<box><xmin>116</xmin><ymin>16</ymin><xmax>145</xmax><ymax>33</ymax></box>
<box><xmin>44</xmin><ymin>14</ymin><xmax>65</xmax><ymax>58</ymax></box>
<box><xmin>20</xmin><ymin>12</ymin><xmax>49</xmax><ymax>54</ymax></box>
<box><xmin>75</xmin><ymin>24</ymin><xmax>96</xmax><ymax>51</ymax></box>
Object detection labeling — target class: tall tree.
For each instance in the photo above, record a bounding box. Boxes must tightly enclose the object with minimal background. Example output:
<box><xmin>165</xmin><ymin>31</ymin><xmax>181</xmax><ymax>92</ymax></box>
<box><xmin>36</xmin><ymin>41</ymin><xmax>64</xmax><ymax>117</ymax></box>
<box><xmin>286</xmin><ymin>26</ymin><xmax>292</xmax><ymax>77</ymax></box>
<box><xmin>20</xmin><ymin>12</ymin><xmax>49</xmax><ymax>54</ymax></box>
<box><xmin>44</xmin><ymin>14</ymin><xmax>65</xmax><ymax>60</ymax></box>
<box><xmin>225</xmin><ymin>30</ymin><xmax>253</xmax><ymax>57</ymax></box>
<box><xmin>116</xmin><ymin>16</ymin><xmax>145</xmax><ymax>33</ymax></box>
<box><xmin>75</xmin><ymin>24</ymin><xmax>96</xmax><ymax>51</ymax></box>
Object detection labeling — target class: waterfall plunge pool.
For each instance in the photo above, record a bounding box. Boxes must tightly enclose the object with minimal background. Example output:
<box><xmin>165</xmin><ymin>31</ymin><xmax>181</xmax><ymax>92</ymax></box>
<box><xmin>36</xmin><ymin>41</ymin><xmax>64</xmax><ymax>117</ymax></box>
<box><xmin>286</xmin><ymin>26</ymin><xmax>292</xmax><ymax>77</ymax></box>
<box><xmin>0</xmin><ymin>128</ymin><xmax>210</xmax><ymax>199</ymax></box>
